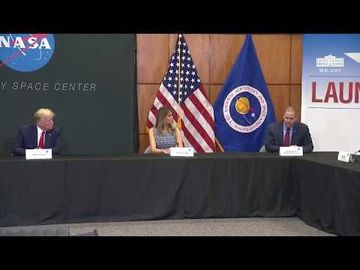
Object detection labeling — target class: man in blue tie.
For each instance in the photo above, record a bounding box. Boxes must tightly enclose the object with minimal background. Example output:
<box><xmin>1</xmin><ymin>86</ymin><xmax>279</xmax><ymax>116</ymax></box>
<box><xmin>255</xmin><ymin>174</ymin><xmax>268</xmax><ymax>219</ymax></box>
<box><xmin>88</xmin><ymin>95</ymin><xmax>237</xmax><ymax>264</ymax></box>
<box><xmin>264</xmin><ymin>106</ymin><xmax>313</xmax><ymax>153</ymax></box>
<box><xmin>11</xmin><ymin>108</ymin><xmax>61</xmax><ymax>156</ymax></box>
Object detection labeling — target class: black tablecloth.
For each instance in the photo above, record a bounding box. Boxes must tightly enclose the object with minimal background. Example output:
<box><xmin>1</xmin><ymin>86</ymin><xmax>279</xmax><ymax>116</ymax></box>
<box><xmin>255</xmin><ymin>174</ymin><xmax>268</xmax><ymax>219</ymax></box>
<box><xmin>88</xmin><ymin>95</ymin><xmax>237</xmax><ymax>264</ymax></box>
<box><xmin>1</xmin><ymin>152</ymin><xmax>359</xmax><ymax>235</ymax></box>
<box><xmin>294</xmin><ymin>153</ymin><xmax>360</xmax><ymax>236</ymax></box>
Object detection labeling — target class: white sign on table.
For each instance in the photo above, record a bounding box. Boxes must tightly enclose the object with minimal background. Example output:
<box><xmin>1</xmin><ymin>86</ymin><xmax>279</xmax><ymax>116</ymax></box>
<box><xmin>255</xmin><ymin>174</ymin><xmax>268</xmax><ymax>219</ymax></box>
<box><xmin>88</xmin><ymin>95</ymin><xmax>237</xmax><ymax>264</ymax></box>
<box><xmin>337</xmin><ymin>151</ymin><xmax>351</xmax><ymax>163</ymax></box>
<box><xmin>25</xmin><ymin>149</ymin><xmax>52</xmax><ymax>160</ymax></box>
<box><xmin>279</xmin><ymin>146</ymin><xmax>303</xmax><ymax>157</ymax></box>
<box><xmin>170</xmin><ymin>147</ymin><xmax>194</xmax><ymax>157</ymax></box>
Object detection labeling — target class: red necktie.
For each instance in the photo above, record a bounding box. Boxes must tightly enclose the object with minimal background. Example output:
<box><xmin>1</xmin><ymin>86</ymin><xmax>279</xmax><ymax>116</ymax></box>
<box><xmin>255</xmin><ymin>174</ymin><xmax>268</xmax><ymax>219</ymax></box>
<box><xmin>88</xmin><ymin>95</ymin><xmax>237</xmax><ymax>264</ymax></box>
<box><xmin>38</xmin><ymin>131</ymin><xmax>45</xmax><ymax>149</ymax></box>
<box><xmin>283</xmin><ymin>128</ymin><xmax>290</xmax><ymax>146</ymax></box>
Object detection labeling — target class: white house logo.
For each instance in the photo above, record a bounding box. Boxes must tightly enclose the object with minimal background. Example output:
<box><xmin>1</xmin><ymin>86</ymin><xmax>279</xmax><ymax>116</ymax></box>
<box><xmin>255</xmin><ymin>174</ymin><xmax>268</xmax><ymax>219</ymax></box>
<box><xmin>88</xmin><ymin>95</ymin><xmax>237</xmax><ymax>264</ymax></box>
<box><xmin>316</xmin><ymin>54</ymin><xmax>344</xmax><ymax>67</ymax></box>
<box><xmin>0</xmin><ymin>33</ymin><xmax>55</xmax><ymax>72</ymax></box>
<box><xmin>223</xmin><ymin>85</ymin><xmax>268</xmax><ymax>133</ymax></box>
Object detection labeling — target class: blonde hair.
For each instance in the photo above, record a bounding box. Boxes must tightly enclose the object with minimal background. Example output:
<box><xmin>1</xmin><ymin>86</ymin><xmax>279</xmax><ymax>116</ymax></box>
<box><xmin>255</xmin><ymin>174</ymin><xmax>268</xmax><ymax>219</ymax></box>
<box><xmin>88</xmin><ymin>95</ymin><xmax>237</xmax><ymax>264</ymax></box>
<box><xmin>33</xmin><ymin>108</ymin><xmax>55</xmax><ymax>121</ymax></box>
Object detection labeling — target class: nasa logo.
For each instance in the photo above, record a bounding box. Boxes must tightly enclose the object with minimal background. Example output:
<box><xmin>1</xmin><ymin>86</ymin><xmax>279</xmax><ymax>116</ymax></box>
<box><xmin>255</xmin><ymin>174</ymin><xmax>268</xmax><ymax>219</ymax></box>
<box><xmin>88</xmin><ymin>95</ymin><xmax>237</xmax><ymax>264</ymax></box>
<box><xmin>0</xmin><ymin>33</ymin><xmax>55</xmax><ymax>72</ymax></box>
<box><xmin>223</xmin><ymin>85</ymin><xmax>268</xmax><ymax>133</ymax></box>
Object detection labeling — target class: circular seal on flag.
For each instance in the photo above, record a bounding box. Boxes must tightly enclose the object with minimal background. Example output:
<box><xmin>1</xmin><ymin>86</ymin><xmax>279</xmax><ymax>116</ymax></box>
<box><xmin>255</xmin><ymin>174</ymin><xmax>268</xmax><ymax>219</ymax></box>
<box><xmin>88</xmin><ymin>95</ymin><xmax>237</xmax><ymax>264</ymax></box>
<box><xmin>223</xmin><ymin>85</ymin><xmax>268</xmax><ymax>133</ymax></box>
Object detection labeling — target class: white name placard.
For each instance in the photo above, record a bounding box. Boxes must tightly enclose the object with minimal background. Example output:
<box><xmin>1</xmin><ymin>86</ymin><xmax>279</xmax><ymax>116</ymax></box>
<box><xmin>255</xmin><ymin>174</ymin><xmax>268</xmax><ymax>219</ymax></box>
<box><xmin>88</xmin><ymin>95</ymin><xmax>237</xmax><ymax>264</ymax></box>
<box><xmin>25</xmin><ymin>149</ymin><xmax>52</xmax><ymax>160</ymax></box>
<box><xmin>337</xmin><ymin>151</ymin><xmax>351</xmax><ymax>163</ymax></box>
<box><xmin>279</xmin><ymin>146</ymin><xmax>303</xmax><ymax>156</ymax></box>
<box><xmin>170</xmin><ymin>147</ymin><xmax>194</xmax><ymax>157</ymax></box>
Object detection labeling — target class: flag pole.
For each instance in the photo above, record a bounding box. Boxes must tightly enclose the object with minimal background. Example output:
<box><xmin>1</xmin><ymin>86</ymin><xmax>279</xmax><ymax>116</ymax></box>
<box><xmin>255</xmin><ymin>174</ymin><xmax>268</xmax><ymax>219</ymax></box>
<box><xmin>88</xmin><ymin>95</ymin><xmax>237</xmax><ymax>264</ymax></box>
<box><xmin>176</xmin><ymin>33</ymin><xmax>182</xmax><ymax>129</ymax></box>
<box><xmin>215</xmin><ymin>137</ymin><xmax>224</xmax><ymax>152</ymax></box>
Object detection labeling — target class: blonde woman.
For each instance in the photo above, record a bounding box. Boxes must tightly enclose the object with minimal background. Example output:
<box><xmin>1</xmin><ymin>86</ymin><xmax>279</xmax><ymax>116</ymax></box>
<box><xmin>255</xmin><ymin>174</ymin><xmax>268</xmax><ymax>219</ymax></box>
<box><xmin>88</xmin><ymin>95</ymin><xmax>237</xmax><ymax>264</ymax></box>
<box><xmin>148</xmin><ymin>107</ymin><xmax>183</xmax><ymax>154</ymax></box>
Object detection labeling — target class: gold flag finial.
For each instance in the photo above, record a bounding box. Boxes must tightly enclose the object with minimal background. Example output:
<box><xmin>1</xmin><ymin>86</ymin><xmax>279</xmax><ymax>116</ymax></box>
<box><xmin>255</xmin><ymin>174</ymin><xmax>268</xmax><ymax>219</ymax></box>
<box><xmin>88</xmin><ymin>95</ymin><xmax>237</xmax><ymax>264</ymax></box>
<box><xmin>177</xmin><ymin>117</ymin><xmax>182</xmax><ymax>129</ymax></box>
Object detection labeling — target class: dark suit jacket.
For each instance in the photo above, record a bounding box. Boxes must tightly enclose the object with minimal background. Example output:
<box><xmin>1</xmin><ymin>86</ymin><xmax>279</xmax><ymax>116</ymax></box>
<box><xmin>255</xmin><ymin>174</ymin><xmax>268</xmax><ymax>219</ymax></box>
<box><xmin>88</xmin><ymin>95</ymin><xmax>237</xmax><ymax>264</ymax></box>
<box><xmin>11</xmin><ymin>123</ymin><xmax>61</xmax><ymax>156</ymax></box>
<box><xmin>264</xmin><ymin>121</ymin><xmax>313</xmax><ymax>153</ymax></box>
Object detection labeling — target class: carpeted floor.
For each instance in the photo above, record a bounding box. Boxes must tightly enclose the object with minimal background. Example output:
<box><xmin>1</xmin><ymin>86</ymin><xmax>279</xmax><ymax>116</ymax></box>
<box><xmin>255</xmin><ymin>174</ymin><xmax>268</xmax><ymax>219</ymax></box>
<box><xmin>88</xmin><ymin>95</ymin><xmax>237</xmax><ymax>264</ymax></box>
<box><xmin>0</xmin><ymin>217</ymin><xmax>335</xmax><ymax>236</ymax></box>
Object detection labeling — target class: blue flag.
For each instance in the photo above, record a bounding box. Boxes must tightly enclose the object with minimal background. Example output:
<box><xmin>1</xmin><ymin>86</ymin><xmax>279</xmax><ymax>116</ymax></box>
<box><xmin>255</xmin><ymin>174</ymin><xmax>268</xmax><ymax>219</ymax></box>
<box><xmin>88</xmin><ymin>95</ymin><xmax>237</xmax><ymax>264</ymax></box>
<box><xmin>213</xmin><ymin>34</ymin><xmax>276</xmax><ymax>152</ymax></box>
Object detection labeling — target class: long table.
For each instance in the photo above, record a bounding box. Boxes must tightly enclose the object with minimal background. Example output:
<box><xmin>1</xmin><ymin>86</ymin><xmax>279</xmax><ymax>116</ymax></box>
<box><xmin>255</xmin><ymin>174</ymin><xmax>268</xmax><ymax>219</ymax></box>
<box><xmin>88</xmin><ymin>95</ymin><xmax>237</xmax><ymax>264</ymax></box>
<box><xmin>0</xmin><ymin>152</ymin><xmax>359</xmax><ymax>235</ymax></box>
<box><xmin>293</xmin><ymin>153</ymin><xmax>360</xmax><ymax>235</ymax></box>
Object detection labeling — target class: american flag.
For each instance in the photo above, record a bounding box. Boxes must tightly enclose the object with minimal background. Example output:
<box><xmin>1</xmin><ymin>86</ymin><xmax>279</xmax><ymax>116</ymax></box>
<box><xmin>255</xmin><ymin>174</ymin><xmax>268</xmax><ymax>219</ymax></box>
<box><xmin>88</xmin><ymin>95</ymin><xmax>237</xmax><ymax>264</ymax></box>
<box><xmin>146</xmin><ymin>34</ymin><xmax>215</xmax><ymax>152</ymax></box>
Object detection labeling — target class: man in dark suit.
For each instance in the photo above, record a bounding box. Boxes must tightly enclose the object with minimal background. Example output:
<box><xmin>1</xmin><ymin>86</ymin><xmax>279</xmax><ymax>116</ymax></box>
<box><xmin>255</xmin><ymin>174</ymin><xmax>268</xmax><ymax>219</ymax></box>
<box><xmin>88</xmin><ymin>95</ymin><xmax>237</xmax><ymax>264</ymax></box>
<box><xmin>12</xmin><ymin>108</ymin><xmax>61</xmax><ymax>156</ymax></box>
<box><xmin>264</xmin><ymin>106</ymin><xmax>313</xmax><ymax>153</ymax></box>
